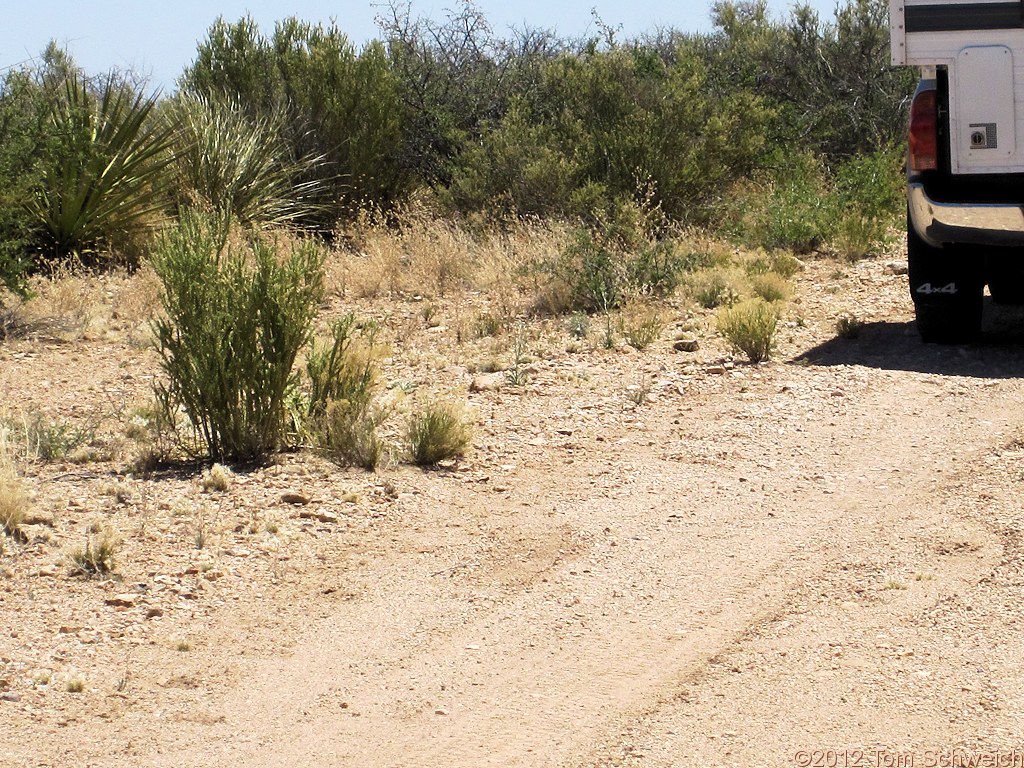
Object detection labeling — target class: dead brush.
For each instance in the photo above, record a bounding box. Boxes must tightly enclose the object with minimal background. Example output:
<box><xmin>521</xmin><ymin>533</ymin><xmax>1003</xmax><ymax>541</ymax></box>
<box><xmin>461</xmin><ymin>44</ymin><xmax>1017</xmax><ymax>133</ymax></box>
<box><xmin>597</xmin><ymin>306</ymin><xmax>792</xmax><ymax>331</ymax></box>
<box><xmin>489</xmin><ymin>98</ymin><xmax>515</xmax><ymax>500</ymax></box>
<box><xmin>19</xmin><ymin>264</ymin><xmax>96</xmax><ymax>338</ymax></box>
<box><xmin>0</xmin><ymin>444</ymin><xmax>28</xmax><ymax>537</ymax></box>
<box><xmin>620</xmin><ymin>303</ymin><xmax>666</xmax><ymax>351</ymax></box>
<box><xmin>346</xmin><ymin>204</ymin><xmax>476</xmax><ymax>298</ymax></box>
<box><xmin>68</xmin><ymin>524</ymin><xmax>118</xmax><ymax>576</ymax></box>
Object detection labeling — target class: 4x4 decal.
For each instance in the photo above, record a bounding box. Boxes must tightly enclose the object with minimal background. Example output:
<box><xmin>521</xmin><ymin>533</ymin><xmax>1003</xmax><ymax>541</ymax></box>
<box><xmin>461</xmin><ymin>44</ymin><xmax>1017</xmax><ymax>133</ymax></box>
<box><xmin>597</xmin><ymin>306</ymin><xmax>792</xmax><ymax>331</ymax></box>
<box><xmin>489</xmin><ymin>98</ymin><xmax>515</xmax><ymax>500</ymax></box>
<box><xmin>915</xmin><ymin>282</ymin><xmax>958</xmax><ymax>295</ymax></box>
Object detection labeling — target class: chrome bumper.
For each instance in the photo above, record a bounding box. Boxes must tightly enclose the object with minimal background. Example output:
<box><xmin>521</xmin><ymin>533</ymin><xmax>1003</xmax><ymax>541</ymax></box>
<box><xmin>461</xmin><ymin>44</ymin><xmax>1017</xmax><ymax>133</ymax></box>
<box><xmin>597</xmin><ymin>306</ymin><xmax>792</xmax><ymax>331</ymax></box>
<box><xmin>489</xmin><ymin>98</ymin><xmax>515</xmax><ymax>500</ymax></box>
<box><xmin>909</xmin><ymin>182</ymin><xmax>1024</xmax><ymax>248</ymax></box>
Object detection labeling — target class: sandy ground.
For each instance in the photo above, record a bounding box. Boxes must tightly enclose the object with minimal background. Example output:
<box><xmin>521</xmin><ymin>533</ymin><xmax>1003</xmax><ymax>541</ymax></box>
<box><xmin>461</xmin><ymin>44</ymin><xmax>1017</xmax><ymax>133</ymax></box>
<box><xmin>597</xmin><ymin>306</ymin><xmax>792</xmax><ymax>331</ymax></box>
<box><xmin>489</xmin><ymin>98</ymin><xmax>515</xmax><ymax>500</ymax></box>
<box><xmin>2</xmin><ymin>251</ymin><xmax>1024</xmax><ymax>768</ymax></box>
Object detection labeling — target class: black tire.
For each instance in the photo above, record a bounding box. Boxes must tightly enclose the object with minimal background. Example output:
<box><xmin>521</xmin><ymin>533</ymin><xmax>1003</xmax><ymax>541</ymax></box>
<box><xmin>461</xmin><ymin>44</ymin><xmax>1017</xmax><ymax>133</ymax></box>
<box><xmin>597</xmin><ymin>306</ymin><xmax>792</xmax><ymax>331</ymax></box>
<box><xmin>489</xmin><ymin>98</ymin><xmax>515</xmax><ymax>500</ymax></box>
<box><xmin>986</xmin><ymin>252</ymin><xmax>1024</xmax><ymax>305</ymax></box>
<box><xmin>906</xmin><ymin>214</ymin><xmax>983</xmax><ymax>344</ymax></box>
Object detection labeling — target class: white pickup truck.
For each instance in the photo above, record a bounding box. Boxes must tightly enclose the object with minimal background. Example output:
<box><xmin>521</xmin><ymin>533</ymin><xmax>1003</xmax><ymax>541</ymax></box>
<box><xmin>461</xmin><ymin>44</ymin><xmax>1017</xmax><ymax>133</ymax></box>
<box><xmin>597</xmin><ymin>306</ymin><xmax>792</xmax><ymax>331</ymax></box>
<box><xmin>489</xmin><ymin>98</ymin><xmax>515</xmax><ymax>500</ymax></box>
<box><xmin>892</xmin><ymin>0</ymin><xmax>1024</xmax><ymax>342</ymax></box>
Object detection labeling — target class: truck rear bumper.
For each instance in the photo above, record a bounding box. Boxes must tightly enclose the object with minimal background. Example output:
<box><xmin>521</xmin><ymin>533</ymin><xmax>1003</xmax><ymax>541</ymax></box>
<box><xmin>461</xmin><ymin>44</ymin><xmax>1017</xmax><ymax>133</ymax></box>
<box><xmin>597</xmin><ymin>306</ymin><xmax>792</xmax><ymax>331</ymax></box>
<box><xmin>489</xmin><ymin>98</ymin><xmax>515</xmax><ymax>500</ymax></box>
<box><xmin>909</xmin><ymin>182</ymin><xmax>1024</xmax><ymax>248</ymax></box>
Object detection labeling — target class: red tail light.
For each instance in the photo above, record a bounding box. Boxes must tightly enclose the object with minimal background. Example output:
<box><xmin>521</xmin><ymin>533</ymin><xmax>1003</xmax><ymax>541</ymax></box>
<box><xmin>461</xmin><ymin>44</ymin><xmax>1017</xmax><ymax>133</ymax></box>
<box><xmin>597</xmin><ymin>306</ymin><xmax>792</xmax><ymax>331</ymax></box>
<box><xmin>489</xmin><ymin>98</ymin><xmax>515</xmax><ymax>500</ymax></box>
<box><xmin>909</xmin><ymin>88</ymin><xmax>938</xmax><ymax>172</ymax></box>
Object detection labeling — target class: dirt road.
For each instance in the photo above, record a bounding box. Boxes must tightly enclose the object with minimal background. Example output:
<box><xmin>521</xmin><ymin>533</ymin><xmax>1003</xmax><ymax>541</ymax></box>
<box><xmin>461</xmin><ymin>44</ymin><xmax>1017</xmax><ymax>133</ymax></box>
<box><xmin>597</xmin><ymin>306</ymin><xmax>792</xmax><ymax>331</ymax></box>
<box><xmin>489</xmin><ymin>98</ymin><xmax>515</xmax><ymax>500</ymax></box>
<box><xmin>3</xmin><ymin>257</ymin><xmax>1024</xmax><ymax>766</ymax></box>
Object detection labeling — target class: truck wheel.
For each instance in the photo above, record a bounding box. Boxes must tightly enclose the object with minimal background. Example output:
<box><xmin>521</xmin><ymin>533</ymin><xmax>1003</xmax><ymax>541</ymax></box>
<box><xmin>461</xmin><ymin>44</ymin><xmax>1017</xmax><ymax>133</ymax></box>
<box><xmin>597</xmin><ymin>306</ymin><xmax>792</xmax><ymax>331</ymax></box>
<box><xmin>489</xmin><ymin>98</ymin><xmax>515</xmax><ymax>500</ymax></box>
<box><xmin>986</xmin><ymin>253</ymin><xmax>1024</xmax><ymax>305</ymax></box>
<box><xmin>907</xmin><ymin>218</ymin><xmax>983</xmax><ymax>344</ymax></box>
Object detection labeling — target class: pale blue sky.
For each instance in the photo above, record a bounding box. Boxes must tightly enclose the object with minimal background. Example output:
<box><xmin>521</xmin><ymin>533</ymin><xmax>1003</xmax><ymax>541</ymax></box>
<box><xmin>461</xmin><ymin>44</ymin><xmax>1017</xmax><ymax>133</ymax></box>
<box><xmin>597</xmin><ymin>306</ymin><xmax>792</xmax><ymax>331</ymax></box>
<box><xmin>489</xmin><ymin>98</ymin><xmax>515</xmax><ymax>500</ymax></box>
<box><xmin>1</xmin><ymin>0</ymin><xmax>843</xmax><ymax>91</ymax></box>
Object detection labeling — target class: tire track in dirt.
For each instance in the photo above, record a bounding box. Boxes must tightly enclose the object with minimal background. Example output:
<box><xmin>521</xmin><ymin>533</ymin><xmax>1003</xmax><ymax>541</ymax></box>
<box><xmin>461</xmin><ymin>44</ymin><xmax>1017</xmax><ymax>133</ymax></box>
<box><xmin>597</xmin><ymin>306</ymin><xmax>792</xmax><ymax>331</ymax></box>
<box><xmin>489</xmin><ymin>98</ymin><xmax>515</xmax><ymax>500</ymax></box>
<box><xmin>138</xmin><ymin>364</ymin><xmax>1024</xmax><ymax>768</ymax></box>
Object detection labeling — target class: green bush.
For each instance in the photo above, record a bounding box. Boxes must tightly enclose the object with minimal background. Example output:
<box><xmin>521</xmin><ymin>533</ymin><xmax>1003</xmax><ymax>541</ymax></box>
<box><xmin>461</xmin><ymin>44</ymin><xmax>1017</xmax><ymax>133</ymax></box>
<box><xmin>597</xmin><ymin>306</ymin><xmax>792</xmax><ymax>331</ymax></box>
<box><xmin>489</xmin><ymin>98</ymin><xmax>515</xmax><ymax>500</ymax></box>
<box><xmin>182</xmin><ymin>17</ymin><xmax>405</xmax><ymax>227</ymax></box>
<box><xmin>0</xmin><ymin>47</ymin><xmax>77</xmax><ymax>293</ymax></box>
<box><xmin>717</xmin><ymin>298</ymin><xmax>779</xmax><ymax>363</ymax></box>
<box><xmin>724</xmin><ymin>152</ymin><xmax>831</xmax><ymax>253</ymax></box>
<box><xmin>830</xmin><ymin>146</ymin><xmax>903</xmax><ymax>258</ymax></box>
<box><xmin>151</xmin><ymin>211</ymin><xmax>325</xmax><ymax>461</ymax></box>
<box><xmin>407</xmin><ymin>402</ymin><xmax>472</xmax><ymax>466</ymax></box>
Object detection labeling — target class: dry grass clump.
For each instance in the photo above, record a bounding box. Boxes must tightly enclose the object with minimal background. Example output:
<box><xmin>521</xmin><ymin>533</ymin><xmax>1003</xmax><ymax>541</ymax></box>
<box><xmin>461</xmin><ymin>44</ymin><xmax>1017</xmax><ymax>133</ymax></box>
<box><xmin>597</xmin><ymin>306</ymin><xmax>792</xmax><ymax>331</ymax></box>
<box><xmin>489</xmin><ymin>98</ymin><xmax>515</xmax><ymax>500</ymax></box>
<box><xmin>688</xmin><ymin>268</ymin><xmax>741</xmax><ymax>309</ymax></box>
<box><xmin>341</xmin><ymin>208</ymin><xmax>567</xmax><ymax>315</ymax></box>
<box><xmin>620</xmin><ymin>303</ymin><xmax>667</xmax><ymax>351</ymax></box>
<box><xmin>407</xmin><ymin>402</ymin><xmax>473</xmax><ymax>466</ymax></box>
<box><xmin>749</xmin><ymin>272</ymin><xmax>792</xmax><ymax>303</ymax></box>
<box><xmin>200</xmin><ymin>463</ymin><xmax>233</xmax><ymax>492</ymax></box>
<box><xmin>322</xmin><ymin>402</ymin><xmax>386</xmax><ymax>470</ymax></box>
<box><xmin>0</xmin><ymin>445</ymin><xmax>28</xmax><ymax>537</ymax></box>
<box><xmin>717</xmin><ymin>298</ymin><xmax>780</xmax><ymax>363</ymax></box>
<box><xmin>18</xmin><ymin>266</ymin><xmax>96</xmax><ymax>338</ymax></box>
<box><xmin>344</xmin><ymin>207</ymin><xmax>475</xmax><ymax>298</ymax></box>
<box><xmin>68</xmin><ymin>524</ymin><xmax>118</xmax><ymax>576</ymax></box>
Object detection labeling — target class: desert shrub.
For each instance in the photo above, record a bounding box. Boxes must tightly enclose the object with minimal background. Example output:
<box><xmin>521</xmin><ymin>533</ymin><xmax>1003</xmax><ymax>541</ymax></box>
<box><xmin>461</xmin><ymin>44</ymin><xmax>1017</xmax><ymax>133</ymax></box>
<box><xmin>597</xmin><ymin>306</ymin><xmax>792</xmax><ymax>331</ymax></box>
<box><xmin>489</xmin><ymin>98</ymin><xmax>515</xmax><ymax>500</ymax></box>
<box><xmin>378</xmin><ymin>0</ymin><xmax>538</xmax><ymax>189</ymax></box>
<box><xmin>199</xmin><ymin>463</ymin><xmax>233</xmax><ymax>492</ymax></box>
<box><xmin>446</xmin><ymin>39</ymin><xmax>773</xmax><ymax>223</ymax></box>
<box><xmin>5</xmin><ymin>411</ymin><xmax>97</xmax><ymax>461</ymax></box>
<box><xmin>182</xmin><ymin>17</ymin><xmax>405</xmax><ymax>227</ymax></box>
<box><xmin>302</xmin><ymin>313</ymin><xmax>386</xmax><ymax>469</ymax></box>
<box><xmin>766</xmin><ymin>251</ymin><xmax>804</xmax><ymax>279</ymax></box>
<box><xmin>305</xmin><ymin>314</ymin><xmax>379</xmax><ymax>418</ymax></box>
<box><xmin>750</xmin><ymin>272</ymin><xmax>791</xmax><ymax>303</ymax></box>
<box><xmin>835</xmin><ymin>314</ymin><xmax>865</xmax><ymax>339</ymax></box>
<box><xmin>151</xmin><ymin>211</ymin><xmax>325</xmax><ymax>461</ymax></box>
<box><xmin>717</xmin><ymin>298</ymin><xmax>779</xmax><ymax>362</ymax></box>
<box><xmin>621</xmin><ymin>304</ymin><xmax>666</xmax><ymax>350</ymax></box>
<box><xmin>0</xmin><ymin>67</ymin><xmax>52</xmax><ymax>298</ymax></box>
<box><xmin>321</xmin><ymin>401</ymin><xmax>386</xmax><ymax>470</ymax></box>
<box><xmin>554</xmin><ymin>228</ymin><xmax>625</xmax><ymax>313</ymax></box>
<box><xmin>407</xmin><ymin>402</ymin><xmax>472</xmax><ymax>466</ymax></box>
<box><xmin>689</xmin><ymin>268</ymin><xmax>740</xmax><ymax>309</ymax></box>
<box><xmin>830</xmin><ymin>146</ymin><xmax>903</xmax><ymax>258</ymax></box>
<box><xmin>445</xmin><ymin>100</ymin><xmax>580</xmax><ymax>216</ymax></box>
<box><xmin>724</xmin><ymin>152</ymin><xmax>832</xmax><ymax>253</ymax></box>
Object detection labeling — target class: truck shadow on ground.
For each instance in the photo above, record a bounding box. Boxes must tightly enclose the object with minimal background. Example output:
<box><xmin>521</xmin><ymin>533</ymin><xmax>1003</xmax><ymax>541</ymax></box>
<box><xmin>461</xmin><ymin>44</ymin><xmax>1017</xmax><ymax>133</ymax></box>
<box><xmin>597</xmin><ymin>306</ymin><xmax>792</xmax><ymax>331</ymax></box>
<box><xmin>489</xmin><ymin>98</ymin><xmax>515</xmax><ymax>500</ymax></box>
<box><xmin>794</xmin><ymin>300</ymin><xmax>1024</xmax><ymax>379</ymax></box>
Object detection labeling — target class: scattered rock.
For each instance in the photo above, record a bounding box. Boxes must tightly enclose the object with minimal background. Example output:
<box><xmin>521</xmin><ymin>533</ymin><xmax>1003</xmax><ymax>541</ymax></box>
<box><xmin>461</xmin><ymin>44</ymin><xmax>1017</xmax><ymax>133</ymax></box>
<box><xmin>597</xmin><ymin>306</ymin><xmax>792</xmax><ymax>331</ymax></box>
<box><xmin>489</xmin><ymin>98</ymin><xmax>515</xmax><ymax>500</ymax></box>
<box><xmin>298</xmin><ymin>509</ymin><xmax>339</xmax><ymax>524</ymax></box>
<box><xmin>434</xmin><ymin>708</ymin><xmax>449</xmax><ymax>716</ymax></box>
<box><xmin>1</xmin><ymin>692</ymin><xmax>20</xmax><ymax>703</ymax></box>
<box><xmin>469</xmin><ymin>373</ymin><xmax>504</xmax><ymax>393</ymax></box>
<box><xmin>105</xmin><ymin>594</ymin><xmax>138</xmax><ymax>608</ymax></box>
<box><xmin>281</xmin><ymin>493</ymin><xmax>311</xmax><ymax>506</ymax></box>
<box><xmin>23</xmin><ymin>512</ymin><xmax>54</xmax><ymax>527</ymax></box>
<box><xmin>145</xmin><ymin>607</ymin><xmax>165</xmax><ymax>619</ymax></box>
<box><xmin>706</xmin><ymin>365</ymin><xmax>727</xmax><ymax>375</ymax></box>
<box><xmin>35</xmin><ymin>565</ymin><xmax>59</xmax><ymax>578</ymax></box>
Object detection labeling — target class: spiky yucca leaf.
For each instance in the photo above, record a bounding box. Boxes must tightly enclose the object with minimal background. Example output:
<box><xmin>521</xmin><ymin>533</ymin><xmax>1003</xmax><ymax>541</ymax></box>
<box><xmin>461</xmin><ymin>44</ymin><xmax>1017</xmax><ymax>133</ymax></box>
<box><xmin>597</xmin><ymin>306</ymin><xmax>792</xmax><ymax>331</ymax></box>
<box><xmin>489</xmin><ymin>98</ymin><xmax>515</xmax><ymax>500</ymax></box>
<box><xmin>28</xmin><ymin>73</ymin><xmax>176</xmax><ymax>258</ymax></box>
<box><xmin>170</xmin><ymin>94</ymin><xmax>325</xmax><ymax>228</ymax></box>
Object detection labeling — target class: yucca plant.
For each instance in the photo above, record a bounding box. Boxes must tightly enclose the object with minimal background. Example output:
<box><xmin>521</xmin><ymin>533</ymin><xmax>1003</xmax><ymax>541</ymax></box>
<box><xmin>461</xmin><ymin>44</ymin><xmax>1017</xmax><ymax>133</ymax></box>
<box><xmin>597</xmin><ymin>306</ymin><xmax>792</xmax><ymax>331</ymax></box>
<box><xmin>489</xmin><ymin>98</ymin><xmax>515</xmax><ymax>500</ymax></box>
<box><xmin>169</xmin><ymin>93</ymin><xmax>325</xmax><ymax>229</ymax></box>
<box><xmin>27</xmin><ymin>72</ymin><xmax>177</xmax><ymax>259</ymax></box>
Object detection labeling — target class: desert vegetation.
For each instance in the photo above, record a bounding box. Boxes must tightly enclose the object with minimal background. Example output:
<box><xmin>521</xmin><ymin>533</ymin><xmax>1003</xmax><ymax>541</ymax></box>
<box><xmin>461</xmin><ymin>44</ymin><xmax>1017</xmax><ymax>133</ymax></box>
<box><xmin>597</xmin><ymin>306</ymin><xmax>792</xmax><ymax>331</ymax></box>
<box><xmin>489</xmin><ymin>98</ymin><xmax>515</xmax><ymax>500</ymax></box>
<box><xmin>0</xmin><ymin>0</ymin><xmax>910</xmax><ymax>482</ymax></box>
